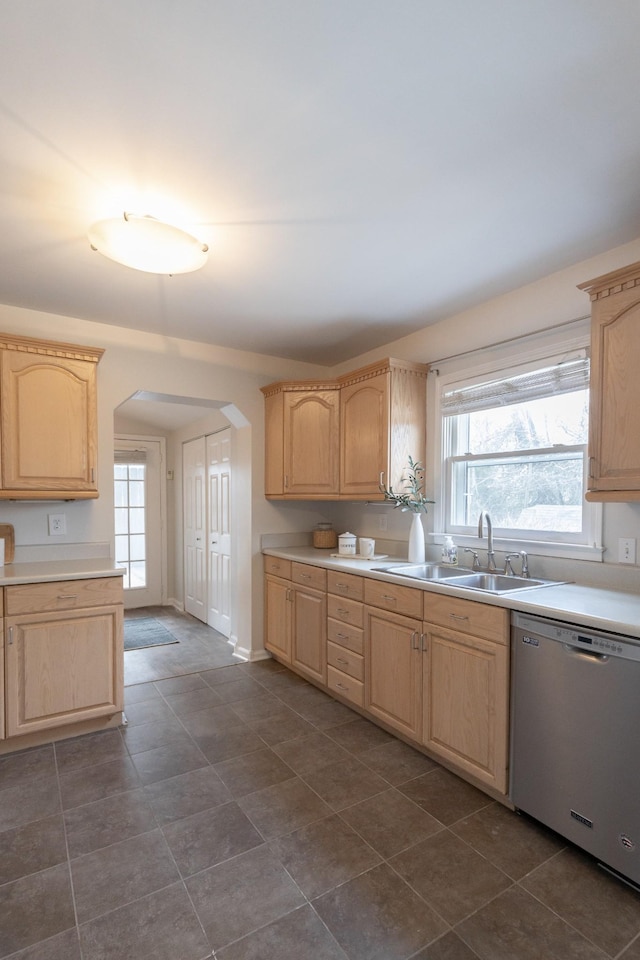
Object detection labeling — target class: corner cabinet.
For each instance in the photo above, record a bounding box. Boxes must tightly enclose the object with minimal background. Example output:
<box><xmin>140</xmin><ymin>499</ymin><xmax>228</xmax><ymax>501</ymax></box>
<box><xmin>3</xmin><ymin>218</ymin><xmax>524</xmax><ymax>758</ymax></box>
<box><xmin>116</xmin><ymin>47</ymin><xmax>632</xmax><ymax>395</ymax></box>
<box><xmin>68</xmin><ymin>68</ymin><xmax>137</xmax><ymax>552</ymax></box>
<box><xmin>0</xmin><ymin>333</ymin><xmax>103</xmax><ymax>499</ymax></box>
<box><xmin>340</xmin><ymin>359</ymin><xmax>428</xmax><ymax>499</ymax></box>
<box><xmin>579</xmin><ymin>261</ymin><xmax>640</xmax><ymax>500</ymax></box>
<box><xmin>260</xmin><ymin>358</ymin><xmax>428</xmax><ymax>501</ymax></box>
<box><xmin>4</xmin><ymin>576</ymin><xmax>123</xmax><ymax>739</ymax></box>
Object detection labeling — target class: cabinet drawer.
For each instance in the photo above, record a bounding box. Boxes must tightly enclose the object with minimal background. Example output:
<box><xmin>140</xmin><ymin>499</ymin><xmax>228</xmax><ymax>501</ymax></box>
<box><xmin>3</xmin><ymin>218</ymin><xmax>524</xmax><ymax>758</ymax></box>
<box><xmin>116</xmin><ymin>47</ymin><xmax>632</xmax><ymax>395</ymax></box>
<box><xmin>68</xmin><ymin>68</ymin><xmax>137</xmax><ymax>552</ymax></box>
<box><xmin>364</xmin><ymin>578</ymin><xmax>423</xmax><ymax>619</ymax></box>
<box><xmin>6</xmin><ymin>577</ymin><xmax>123</xmax><ymax>616</ymax></box>
<box><xmin>327</xmin><ymin>617</ymin><xmax>364</xmax><ymax>655</ymax></box>
<box><xmin>292</xmin><ymin>562</ymin><xmax>326</xmax><ymax>591</ymax></box>
<box><xmin>327</xmin><ymin>665</ymin><xmax>364</xmax><ymax>707</ymax></box>
<box><xmin>327</xmin><ymin>570</ymin><xmax>364</xmax><ymax>601</ymax></box>
<box><xmin>424</xmin><ymin>593</ymin><xmax>509</xmax><ymax>644</ymax></box>
<box><xmin>264</xmin><ymin>556</ymin><xmax>292</xmax><ymax>579</ymax></box>
<box><xmin>327</xmin><ymin>641</ymin><xmax>364</xmax><ymax>681</ymax></box>
<box><xmin>327</xmin><ymin>594</ymin><xmax>364</xmax><ymax>628</ymax></box>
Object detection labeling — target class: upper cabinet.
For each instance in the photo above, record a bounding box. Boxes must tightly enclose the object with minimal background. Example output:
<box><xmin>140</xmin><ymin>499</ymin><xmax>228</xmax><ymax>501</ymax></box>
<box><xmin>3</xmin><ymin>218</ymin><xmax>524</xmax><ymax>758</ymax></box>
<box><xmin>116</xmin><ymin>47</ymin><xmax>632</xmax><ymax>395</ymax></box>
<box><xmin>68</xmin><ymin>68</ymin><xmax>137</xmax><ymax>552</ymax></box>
<box><xmin>579</xmin><ymin>262</ymin><xmax>640</xmax><ymax>501</ymax></box>
<box><xmin>262</xmin><ymin>381</ymin><xmax>340</xmax><ymax>497</ymax></box>
<box><xmin>340</xmin><ymin>359</ymin><xmax>428</xmax><ymax>499</ymax></box>
<box><xmin>0</xmin><ymin>333</ymin><xmax>103</xmax><ymax>499</ymax></box>
<box><xmin>261</xmin><ymin>358</ymin><xmax>428</xmax><ymax>501</ymax></box>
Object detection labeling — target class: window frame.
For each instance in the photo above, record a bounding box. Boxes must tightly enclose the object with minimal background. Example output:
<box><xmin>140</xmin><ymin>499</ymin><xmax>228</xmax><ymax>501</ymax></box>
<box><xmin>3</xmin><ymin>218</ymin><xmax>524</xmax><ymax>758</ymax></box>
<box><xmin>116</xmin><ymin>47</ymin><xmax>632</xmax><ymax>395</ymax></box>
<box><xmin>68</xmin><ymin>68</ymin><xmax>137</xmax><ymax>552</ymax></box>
<box><xmin>427</xmin><ymin>323</ymin><xmax>603</xmax><ymax>562</ymax></box>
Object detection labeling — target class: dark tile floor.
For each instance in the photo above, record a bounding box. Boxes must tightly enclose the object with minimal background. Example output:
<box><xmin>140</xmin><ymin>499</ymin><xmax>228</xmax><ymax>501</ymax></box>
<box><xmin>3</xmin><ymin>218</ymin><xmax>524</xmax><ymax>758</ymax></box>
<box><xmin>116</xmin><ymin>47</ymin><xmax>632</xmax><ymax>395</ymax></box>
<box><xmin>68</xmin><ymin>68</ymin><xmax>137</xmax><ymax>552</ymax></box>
<box><xmin>2</xmin><ymin>607</ymin><xmax>640</xmax><ymax>959</ymax></box>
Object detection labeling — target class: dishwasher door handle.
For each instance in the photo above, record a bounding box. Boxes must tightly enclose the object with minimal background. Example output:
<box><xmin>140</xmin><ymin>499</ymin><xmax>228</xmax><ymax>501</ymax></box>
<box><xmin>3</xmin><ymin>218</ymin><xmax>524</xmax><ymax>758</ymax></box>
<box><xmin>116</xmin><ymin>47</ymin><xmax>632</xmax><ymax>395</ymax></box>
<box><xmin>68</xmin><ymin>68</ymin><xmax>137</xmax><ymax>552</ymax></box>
<box><xmin>563</xmin><ymin>643</ymin><xmax>609</xmax><ymax>663</ymax></box>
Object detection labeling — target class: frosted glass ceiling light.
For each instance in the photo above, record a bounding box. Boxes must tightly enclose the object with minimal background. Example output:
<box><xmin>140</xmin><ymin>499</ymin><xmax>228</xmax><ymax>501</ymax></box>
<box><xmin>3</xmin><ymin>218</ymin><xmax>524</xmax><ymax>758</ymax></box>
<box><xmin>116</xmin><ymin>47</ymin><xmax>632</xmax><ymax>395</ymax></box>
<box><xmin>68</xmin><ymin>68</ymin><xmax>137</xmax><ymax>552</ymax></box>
<box><xmin>88</xmin><ymin>212</ymin><xmax>208</xmax><ymax>274</ymax></box>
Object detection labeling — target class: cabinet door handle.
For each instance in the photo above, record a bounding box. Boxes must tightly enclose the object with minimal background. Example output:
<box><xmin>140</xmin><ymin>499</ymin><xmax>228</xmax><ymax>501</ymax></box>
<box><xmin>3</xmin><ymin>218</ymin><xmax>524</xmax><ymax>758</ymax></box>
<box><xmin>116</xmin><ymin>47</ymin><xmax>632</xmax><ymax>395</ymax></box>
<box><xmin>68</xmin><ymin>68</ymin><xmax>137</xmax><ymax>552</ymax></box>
<box><xmin>449</xmin><ymin>613</ymin><xmax>469</xmax><ymax>622</ymax></box>
<box><xmin>589</xmin><ymin>457</ymin><xmax>595</xmax><ymax>479</ymax></box>
<box><xmin>91</xmin><ymin>467</ymin><xmax>95</xmax><ymax>483</ymax></box>
<box><xmin>411</xmin><ymin>630</ymin><xmax>420</xmax><ymax>650</ymax></box>
<box><xmin>8</xmin><ymin>626</ymin><xmax>14</xmax><ymax>645</ymax></box>
<box><xmin>284</xmin><ymin>474</ymin><xmax>289</xmax><ymax>489</ymax></box>
<box><xmin>421</xmin><ymin>632</ymin><xmax>427</xmax><ymax>652</ymax></box>
<box><xmin>379</xmin><ymin>471</ymin><xmax>386</xmax><ymax>491</ymax></box>
<box><xmin>286</xmin><ymin>589</ymin><xmax>293</xmax><ymax>602</ymax></box>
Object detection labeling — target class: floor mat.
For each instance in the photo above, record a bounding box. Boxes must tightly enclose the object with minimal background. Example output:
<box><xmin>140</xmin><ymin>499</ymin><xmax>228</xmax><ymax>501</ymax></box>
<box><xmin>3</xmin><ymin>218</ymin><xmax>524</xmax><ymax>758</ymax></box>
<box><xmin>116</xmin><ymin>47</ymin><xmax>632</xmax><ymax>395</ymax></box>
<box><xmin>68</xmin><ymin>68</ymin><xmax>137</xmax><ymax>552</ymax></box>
<box><xmin>124</xmin><ymin>617</ymin><xmax>179</xmax><ymax>651</ymax></box>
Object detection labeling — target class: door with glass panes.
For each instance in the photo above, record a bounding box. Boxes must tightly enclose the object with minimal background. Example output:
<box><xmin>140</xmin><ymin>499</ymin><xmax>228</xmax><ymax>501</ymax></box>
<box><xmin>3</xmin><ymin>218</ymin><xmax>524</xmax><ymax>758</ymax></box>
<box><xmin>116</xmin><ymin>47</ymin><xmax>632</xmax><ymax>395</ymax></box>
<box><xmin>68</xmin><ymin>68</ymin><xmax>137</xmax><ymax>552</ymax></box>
<box><xmin>114</xmin><ymin>438</ymin><xmax>163</xmax><ymax>609</ymax></box>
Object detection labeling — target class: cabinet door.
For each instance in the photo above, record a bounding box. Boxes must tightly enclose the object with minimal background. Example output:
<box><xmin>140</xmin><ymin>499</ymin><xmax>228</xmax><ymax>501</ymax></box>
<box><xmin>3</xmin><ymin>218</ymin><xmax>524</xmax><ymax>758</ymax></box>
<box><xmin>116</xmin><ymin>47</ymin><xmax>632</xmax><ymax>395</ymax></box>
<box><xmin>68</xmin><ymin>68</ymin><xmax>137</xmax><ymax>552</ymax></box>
<box><xmin>264</xmin><ymin>575</ymin><xmax>292</xmax><ymax>663</ymax></box>
<box><xmin>1</xmin><ymin>351</ymin><xmax>98</xmax><ymax>493</ymax></box>
<box><xmin>589</xmin><ymin>297</ymin><xmax>640</xmax><ymax>496</ymax></box>
<box><xmin>292</xmin><ymin>585</ymin><xmax>326</xmax><ymax>684</ymax></box>
<box><xmin>5</xmin><ymin>606</ymin><xmax>123</xmax><ymax>737</ymax></box>
<box><xmin>284</xmin><ymin>391</ymin><xmax>339</xmax><ymax>495</ymax></box>
<box><xmin>340</xmin><ymin>373</ymin><xmax>388</xmax><ymax>497</ymax></box>
<box><xmin>423</xmin><ymin>623</ymin><xmax>509</xmax><ymax>794</ymax></box>
<box><xmin>0</xmin><ymin>619</ymin><xmax>4</xmax><ymax>740</ymax></box>
<box><xmin>365</xmin><ymin>606</ymin><xmax>422</xmax><ymax>740</ymax></box>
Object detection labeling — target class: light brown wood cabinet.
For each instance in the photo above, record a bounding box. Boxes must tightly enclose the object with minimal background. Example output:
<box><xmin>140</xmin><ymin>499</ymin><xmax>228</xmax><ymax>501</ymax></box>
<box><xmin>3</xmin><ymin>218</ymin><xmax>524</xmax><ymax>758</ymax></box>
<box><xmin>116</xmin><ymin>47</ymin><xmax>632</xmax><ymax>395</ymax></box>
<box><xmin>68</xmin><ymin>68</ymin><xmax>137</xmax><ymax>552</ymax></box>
<box><xmin>578</xmin><ymin>262</ymin><xmax>640</xmax><ymax>501</ymax></box>
<box><xmin>263</xmin><ymin>556</ymin><xmax>511</xmax><ymax>797</ymax></box>
<box><xmin>422</xmin><ymin>594</ymin><xmax>510</xmax><ymax>794</ymax></box>
<box><xmin>326</xmin><ymin>570</ymin><xmax>364</xmax><ymax>706</ymax></box>
<box><xmin>261</xmin><ymin>381</ymin><xmax>340</xmax><ymax>498</ymax></box>
<box><xmin>340</xmin><ymin>359</ymin><xmax>428</xmax><ymax>499</ymax></box>
<box><xmin>365</xmin><ymin>605</ymin><xmax>423</xmax><ymax>740</ymax></box>
<box><xmin>263</xmin><ymin>558</ymin><xmax>327</xmax><ymax>684</ymax></box>
<box><xmin>0</xmin><ymin>333</ymin><xmax>103</xmax><ymax>499</ymax></box>
<box><xmin>3</xmin><ymin>577</ymin><xmax>123</xmax><ymax>739</ymax></box>
<box><xmin>260</xmin><ymin>358</ymin><xmax>428</xmax><ymax>501</ymax></box>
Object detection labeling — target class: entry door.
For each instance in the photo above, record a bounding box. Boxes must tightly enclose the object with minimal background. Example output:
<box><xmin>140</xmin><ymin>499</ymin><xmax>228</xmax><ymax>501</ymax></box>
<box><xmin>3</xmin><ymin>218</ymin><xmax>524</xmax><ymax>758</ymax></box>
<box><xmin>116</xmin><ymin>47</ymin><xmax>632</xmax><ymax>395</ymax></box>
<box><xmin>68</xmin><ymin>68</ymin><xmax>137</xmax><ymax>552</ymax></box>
<box><xmin>114</xmin><ymin>438</ymin><xmax>163</xmax><ymax>610</ymax></box>
<box><xmin>206</xmin><ymin>429</ymin><xmax>231</xmax><ymax>636</ymax></box>
<box><xmin>183</xmin><ymin>436</ymin><xmax>206</xmax><ymax>621</ymax></box>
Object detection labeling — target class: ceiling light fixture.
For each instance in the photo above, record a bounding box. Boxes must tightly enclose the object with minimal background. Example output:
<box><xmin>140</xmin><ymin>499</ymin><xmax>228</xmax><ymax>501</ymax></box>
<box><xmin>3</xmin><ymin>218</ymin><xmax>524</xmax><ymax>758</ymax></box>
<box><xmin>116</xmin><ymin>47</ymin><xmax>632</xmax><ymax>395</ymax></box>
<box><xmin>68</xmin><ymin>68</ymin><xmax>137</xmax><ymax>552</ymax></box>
<box><xmin>88</xmin><ymin>212</ymin><xmax>208</xmax><ymax>275</ymax></box>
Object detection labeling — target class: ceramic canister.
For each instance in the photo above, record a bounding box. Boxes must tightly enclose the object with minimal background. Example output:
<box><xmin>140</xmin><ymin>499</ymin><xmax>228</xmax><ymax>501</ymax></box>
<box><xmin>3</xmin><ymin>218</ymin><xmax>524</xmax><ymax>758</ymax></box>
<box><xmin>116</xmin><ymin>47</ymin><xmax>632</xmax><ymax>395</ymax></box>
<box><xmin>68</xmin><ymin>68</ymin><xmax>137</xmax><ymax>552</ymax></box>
<box><xmin>338</xmin><ymin>531</ymin><xmax>357</xmax><ymax>555</ymax></box>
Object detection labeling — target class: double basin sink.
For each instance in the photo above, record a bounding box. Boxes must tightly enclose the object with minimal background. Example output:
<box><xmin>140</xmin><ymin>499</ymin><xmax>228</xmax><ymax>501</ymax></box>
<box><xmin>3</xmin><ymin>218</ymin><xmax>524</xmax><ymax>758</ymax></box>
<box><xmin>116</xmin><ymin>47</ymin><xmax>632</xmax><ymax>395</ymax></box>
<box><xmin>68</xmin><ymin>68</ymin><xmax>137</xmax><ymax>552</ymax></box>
<box><xmin>371</xmin><ymin>563</ymin><xmax>564</xmax><ymax>595</ymax></box>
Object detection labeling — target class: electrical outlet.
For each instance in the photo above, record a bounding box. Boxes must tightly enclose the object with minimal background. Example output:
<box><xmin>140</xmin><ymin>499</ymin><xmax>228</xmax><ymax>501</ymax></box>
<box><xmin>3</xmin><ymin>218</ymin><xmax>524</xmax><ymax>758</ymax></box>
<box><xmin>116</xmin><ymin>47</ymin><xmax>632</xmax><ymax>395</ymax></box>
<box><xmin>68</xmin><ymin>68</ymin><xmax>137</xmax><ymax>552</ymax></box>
<box><xmin>48</xmin><ymin>514</ymin><xmax>66</xmax><ymax>536</ymax></box>
<box><xmin>618</xmin><ymin>537</ymin><xmax>636</xmax><ymax>564</ymax></box>
<box><xmin>378</xmin><ymin>514</ymin><xmax>388</xmax><ymax>531</ymax></box>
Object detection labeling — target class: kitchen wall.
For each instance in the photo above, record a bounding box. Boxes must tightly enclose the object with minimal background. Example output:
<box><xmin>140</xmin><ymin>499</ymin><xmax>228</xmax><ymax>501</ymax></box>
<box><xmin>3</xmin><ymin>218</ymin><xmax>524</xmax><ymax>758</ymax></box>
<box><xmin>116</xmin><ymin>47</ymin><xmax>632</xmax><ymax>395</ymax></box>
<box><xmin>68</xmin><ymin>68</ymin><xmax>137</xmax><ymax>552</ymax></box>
<box><xmin>2</xmin><ymin>233</ymin><xmax>640</xmax><ymax>656</ymax></box>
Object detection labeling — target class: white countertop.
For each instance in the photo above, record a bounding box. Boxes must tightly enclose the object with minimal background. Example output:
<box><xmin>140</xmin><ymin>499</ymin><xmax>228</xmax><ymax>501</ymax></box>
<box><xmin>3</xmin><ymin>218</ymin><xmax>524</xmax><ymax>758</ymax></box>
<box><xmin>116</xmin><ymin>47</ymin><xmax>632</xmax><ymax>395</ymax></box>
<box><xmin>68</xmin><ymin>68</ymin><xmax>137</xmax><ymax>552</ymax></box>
<box><xmin>263</xmin><ymin>546</ymin><xmax>640</xmax><ymax>639</ymax></box>
<box><xmin>0</xmin><ymin>558</ymin><xmax>124</xmax><ymax>586</ymax></box>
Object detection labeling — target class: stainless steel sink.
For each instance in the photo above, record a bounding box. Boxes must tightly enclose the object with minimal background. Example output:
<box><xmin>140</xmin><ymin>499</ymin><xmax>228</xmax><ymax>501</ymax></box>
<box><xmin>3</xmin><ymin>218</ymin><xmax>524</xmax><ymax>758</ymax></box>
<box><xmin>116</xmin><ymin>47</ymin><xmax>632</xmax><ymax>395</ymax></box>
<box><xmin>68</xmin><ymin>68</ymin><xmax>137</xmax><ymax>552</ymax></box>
<box><xmin>372</xmin><ymin>563</ymin><xmax>473</xmax><ymax>581</ymax></box>
<box><xmin>446</xmin><ymin>573</ymin><xmax>558</xmax><ymax>593</ymax></box>
<box><xmin>371</xmin><ymin>564</ymin><xmax>564</xmax><ymax>593</ymax></box>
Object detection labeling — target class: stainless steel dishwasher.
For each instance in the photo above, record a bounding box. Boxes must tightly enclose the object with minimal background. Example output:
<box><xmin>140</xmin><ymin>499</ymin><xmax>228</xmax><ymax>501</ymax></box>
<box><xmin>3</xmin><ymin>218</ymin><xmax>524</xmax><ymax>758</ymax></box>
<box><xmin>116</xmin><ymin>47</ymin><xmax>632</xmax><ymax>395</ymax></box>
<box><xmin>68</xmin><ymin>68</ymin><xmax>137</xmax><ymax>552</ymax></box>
<box><xmin>510</xmin><ymin>611</ymin><xmax>640</xmax><ymax>888</ymax></box>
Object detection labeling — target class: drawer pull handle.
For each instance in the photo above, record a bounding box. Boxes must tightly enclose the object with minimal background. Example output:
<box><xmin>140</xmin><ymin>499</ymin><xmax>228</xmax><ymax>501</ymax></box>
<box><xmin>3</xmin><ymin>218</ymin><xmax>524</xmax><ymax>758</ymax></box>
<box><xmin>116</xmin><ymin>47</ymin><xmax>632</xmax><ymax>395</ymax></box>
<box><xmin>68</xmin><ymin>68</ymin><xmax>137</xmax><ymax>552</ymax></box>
<box><xmin>337</xmin><ymin>608</ymin><xmax>350</xmax><ymax>616</ymax></box>
<box><xmin>382</xmin><ymin>595</ymin><xmax>396</xmax><ymax>602</ymax></box>
<box><xmin>449</xmin><ymin>613</ymin><xmax>469</xmax><ymax>622</ymax></box>
<box><xmin>336</xmin><ymin>657</ymin><xmax>349</xmax><ymax>665</ymax></box>
<box><xmin>300</xmin><ymin>573</ymin><xmax>311</xmax><ymax>579</ymax></box>
<box><xmin>58</xmin><ymin>594</ymin><xmax>78</xmax><ymax>600</ymax></box>
<box><xmin>336</xmin><ymin>632</ymin><xmax>349</xmax><ymax>640</ymax></box>
<box><xmin>336</xmin><ymin>582</ymin><xmax>348</xmax><ymax>589</ymax></box>
<box><xmin>336</xmin><ymin>682</ymin><xmax>349</xmax><ymax>691</ymax></box>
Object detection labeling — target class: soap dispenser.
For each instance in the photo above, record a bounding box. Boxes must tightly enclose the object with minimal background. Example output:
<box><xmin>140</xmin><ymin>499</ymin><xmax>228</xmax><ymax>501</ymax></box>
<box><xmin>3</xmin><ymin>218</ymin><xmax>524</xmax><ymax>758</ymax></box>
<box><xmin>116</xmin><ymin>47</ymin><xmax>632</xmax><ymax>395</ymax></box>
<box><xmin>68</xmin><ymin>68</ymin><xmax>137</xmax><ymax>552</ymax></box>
<box><xmin>441</xmin><ymin>536</ymin><xmax>458</xmax><ymax>565</ymax></box>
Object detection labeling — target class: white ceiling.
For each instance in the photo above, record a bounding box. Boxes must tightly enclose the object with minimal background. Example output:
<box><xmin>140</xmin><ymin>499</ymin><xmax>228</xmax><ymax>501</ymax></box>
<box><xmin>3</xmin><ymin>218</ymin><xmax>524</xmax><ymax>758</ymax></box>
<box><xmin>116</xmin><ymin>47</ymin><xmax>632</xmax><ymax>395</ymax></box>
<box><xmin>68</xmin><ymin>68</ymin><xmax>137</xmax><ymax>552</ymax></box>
<box><xmin>2</xmin><ymin>1</ymin><xmax>640</xmax><ymax>366</ymax></box>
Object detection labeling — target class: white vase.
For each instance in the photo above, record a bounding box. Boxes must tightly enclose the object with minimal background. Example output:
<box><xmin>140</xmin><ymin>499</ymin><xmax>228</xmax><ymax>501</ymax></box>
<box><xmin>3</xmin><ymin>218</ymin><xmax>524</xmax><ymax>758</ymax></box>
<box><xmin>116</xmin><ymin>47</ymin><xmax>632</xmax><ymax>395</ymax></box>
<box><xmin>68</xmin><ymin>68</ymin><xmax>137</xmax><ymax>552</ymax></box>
<box><xmin>408</xmin><ymin>512</ymin><xmax>425</xmax><ymax>563</ymax></box>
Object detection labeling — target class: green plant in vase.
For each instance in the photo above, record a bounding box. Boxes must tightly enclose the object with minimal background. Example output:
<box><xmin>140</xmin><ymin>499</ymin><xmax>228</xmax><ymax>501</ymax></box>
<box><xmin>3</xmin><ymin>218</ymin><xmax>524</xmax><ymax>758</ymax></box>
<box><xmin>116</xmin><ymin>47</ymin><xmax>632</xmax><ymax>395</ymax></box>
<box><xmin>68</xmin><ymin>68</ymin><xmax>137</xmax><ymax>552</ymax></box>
<box><xmin>380</xmin><ymin>456</ymin><xmax>434</xmax><ymax>562</ymax></box>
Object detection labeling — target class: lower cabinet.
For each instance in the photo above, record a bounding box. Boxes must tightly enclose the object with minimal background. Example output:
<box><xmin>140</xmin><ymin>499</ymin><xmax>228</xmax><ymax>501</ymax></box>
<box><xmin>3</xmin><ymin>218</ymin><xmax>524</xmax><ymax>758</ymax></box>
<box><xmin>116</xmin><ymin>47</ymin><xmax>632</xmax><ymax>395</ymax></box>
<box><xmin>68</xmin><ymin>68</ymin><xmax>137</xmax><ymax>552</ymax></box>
<box><xmin>264</xmin><ymin>559</ymin><xmax>327</xmax><ymax>685</ymax></box>
<box><xmin>422</xmin><ymin>593</ymin><xmax>510</xmax><ymax>794</ymax></box>
<box><xmin>3</xmin><ymin>576</ymin><xmax>124</xmax><ymax>740</ymax></box>
<box><xmin>264</xmin><ymin>557</ymin><xmax>511</xmax><ymax>798</ymax></box>
<box><xmin>365</xmin><ymin>606</ymin><xmax>423</xmax><ymax>741</ymax></box>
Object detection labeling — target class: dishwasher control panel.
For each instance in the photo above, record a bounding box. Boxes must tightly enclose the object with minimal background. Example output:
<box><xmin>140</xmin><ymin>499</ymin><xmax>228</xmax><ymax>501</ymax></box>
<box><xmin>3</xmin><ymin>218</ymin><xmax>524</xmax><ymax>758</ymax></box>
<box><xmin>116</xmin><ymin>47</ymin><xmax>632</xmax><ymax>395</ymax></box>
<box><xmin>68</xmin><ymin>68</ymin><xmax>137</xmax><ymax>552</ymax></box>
<box><xmin>513</xmin><ymin>613</ymin><xmax>640</xmax><ymax>662</ymax></box>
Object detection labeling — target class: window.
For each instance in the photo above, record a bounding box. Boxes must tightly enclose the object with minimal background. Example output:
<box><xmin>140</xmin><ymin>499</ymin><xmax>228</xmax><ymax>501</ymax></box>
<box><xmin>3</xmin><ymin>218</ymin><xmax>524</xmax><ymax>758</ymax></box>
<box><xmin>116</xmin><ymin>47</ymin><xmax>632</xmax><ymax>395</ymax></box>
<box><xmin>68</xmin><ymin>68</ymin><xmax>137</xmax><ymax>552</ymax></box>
<box><xmin>114</xmin><ymin>451</ymin><xmax>147</xmax><ymax>590</ymax></box>
<box><xmin>435</xmin><ymin>344</ymin><xmax>601</xmax><ymax>557</ymax></box>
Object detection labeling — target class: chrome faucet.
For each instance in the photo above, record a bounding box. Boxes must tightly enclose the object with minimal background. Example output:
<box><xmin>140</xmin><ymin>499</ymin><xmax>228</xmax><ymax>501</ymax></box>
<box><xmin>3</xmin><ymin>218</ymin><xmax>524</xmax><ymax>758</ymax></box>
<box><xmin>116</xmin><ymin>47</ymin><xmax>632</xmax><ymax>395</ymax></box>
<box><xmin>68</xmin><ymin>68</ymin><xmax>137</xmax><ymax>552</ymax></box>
<box><xmin>478</xmin><ymin>511</ymin><xmax>497</xmax><ymax>571</ymax></box>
